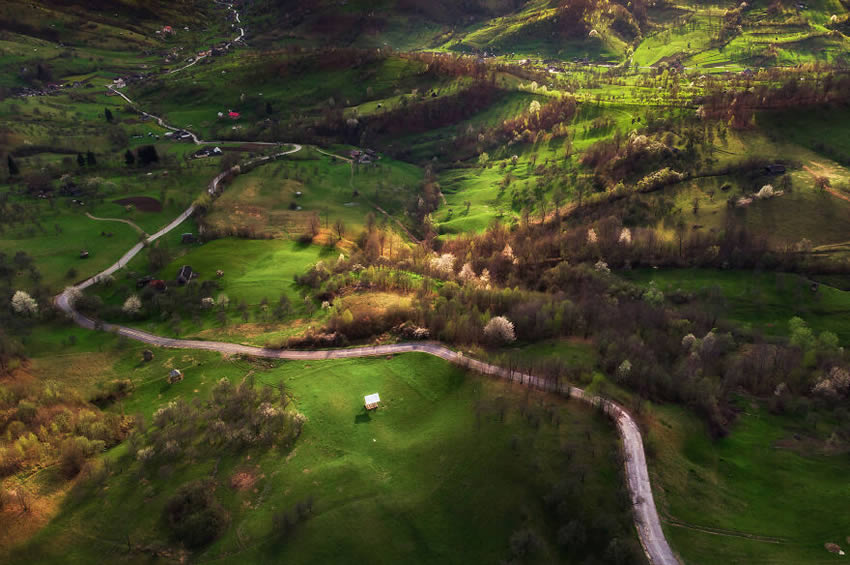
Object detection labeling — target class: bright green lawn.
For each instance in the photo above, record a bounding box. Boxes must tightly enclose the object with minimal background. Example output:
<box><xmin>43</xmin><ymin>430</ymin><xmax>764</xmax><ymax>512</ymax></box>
<box><xmin>649</xmin><ymin>398</ymin><xmax>850</xmax><ymax>564</ymax></box>
<box><xmin>623</xmin><ymin>268</ymin><xmax>850</xmax><ymax>343</ymax></box>
<box><xmin>10</xmin><ymin>352</ymin><xmax>636</xmax><ymax>565</ymax></box>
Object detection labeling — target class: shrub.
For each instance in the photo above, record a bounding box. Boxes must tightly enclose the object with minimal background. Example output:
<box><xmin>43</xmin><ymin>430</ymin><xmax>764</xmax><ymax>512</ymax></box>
<box><xmin>164</xmin><ymin>480</ymin><xmax>229</xmax><ymax>548</ymax></box>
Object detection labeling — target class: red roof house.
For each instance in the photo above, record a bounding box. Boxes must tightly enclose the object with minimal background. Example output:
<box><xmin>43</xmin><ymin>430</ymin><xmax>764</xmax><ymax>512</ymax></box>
<box><xmin>228</xmin><ymin>111</ymin><xmax>240</xmax><ymax>119</ymax></box>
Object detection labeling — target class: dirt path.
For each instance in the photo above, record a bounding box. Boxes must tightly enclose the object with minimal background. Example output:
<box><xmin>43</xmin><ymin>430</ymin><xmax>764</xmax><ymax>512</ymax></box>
<box><xmin>85</xmin><ymin>212</ymin><xmax>147</xmax><ymax>236</ymax></box>
<box><xmin>803</xmin><ymin>163</ymin><xmax>850</xmax><ymax>203</ymax></box>
<box><xmin>664</xmin><ymin>518</ymin><xmax>787</xmax><ymax>544</ymax></box>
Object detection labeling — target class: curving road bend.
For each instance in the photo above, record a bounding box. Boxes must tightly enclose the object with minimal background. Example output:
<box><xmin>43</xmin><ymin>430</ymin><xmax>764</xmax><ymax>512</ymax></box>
<box><xmin>60</xmin><ymin>2</ymin><xmax>680</xmax><ymax>563</ymax></box>
<box><xmin>54</xmin><ymin>296</ymin><xmax>679</xmax><ymax>565</ymax></box>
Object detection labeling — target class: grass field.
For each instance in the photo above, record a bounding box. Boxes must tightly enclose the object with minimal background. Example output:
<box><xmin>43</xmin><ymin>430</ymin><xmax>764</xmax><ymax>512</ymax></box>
<box><xmin>648</xmin><ymin>397</ymin><xmax>850</xmax><ymax>564</ymax></box>
<box><xmin>7</xmin><ymin>351</ymin><xmax>639</xmax><ymax>564</ymax></box>
<box><xmin>205</xmin><ymin>146</ymin><xmax>422</xmax><ymax>239</ymax></box>
<box><xmin>623</xmin><ymin>268</ymin><xmax>850</xmax><ymax>342</ymax></box>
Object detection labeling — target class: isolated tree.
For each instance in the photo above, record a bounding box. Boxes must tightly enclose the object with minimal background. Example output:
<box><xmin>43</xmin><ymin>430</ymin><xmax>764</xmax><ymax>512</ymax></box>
<box><xmin>86</xmin><ymin>151</ymin><xmax>96</xmax><ymax>166</ymax></box>
<box><xmin>77</xmin><ymin>153</ymin><xmax>85</xmax><ymax>168</ymax></box>
<box><xmin>11</xmin><ymin>290</ymin><xmax>38</xmax><ymax>316</ymax></box>
<box><xmin>484</xmin><ymin>316</ymin><xmax>516</xmax><ymax>345</ymax></box>
<box><xmin>7</xmin><ymin>155</ymin><xmax>18</xmax><ymax>176</ymax></box>
<box><xmin>124</xmin><ymin>150</ymin><xmax>135</xmax><ymax>166</ymax></box>
<box><xmin>122</xmin><ymin>295</ymin><xmax>142</xmax><ymax>315</ymax></box>
<box><xmin>104</xmin><ymin>108</ymin><xmax>114</xmax><ymax>123</ymax></box>
<box><xmin>333</xmin><ymin>219</ymin><xmax>346</xmax><ymax>241</ymax></box>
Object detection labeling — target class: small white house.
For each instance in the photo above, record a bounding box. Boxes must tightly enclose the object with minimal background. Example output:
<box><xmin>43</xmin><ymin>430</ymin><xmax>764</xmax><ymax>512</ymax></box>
<box><xmin>364</xmin><ymin>393</ymin><xmax>380</xmax><ymax>410</ymax></box>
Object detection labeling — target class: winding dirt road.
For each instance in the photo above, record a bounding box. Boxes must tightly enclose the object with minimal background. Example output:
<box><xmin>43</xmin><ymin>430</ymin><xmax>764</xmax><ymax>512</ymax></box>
<box><xmin>55</xmin><ymin>3</ymin><xmax>680</xmax><ymax>563</ymax></box>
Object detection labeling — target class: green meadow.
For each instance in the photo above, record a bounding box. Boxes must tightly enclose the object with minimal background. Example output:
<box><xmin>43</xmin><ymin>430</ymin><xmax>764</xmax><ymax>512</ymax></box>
<box><xmin>9</xmin><ymin>351</ymin><xmax>638</xmax><ymax>565</ymax></box>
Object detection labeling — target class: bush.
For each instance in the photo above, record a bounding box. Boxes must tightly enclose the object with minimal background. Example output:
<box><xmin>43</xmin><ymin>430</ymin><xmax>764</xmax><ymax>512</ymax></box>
<box><xmin>164</xmin><ymin>480</ymin><xmax>229</xmax><ymax>548</ymax></box>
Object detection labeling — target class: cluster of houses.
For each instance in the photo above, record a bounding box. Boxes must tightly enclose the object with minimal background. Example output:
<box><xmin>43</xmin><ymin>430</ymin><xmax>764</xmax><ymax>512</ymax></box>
<box><xmin>135</xmin><ymin>265</ymin><xmax>197</xmax><ymax>293</ymax></box>
<box><xmin>163</xmin><ymin>130</ymin><xmax>194</xmax><ymax>141</ymax></box>
<box><xmin>349</xmin><ymin>148</ymin><xmax>379</xmax><ymax>165</ymax></box>
<box><xmin>15</xmin><ymin>82</ymin><xmax>65</xmax><ymax>97</ymax></box>
<box><xmin>192</xmin><ymin>147</ymin><xmax>223</xmax><ymax>159</ymax></box>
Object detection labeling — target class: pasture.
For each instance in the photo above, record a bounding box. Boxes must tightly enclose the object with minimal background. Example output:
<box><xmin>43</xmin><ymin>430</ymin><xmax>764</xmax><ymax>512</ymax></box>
<box><xmin>7</xmin><ymin>351</ymin><xmax>640</xmax><ymax>565</ymax></box>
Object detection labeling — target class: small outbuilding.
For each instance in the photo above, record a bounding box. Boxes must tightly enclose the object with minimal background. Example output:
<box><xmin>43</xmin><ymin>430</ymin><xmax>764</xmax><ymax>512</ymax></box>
<box><xmin>142</xmin><ymin>349</ymin><xmax>154</xmax><ymax>362</ymax></box>
<box><xmin>364</xmin><ymin>393</ymin><xmax>381</xmax><ymax>410</ymax></box>
<box><xmin>176</xmin><ymin>265</ymin><xmax>195</xmax><ymax>285</ymax></box>
<box><xmin>168</xmin><ymin>369</ymin><xmax>184</xmax><ymax>384</ymax></box>
<box><xmin>80</xmin><ymin>250</ymin><xmax>90</xmax><ymax>259</ymax></box>
<box><xmin>181</xmin><ymin>233</ymin><xmax>196</xmax><ymax>244</ymax></box>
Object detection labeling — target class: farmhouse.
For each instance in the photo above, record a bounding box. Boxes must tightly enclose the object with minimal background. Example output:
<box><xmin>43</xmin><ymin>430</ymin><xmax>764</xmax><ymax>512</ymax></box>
<box><xmin>364</xmin><ymin>393</ymin><xmax>381</xmax><ymax>410</ymax></box>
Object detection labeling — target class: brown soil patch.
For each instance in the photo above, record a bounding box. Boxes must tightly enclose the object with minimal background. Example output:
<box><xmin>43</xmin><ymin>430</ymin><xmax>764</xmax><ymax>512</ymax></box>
<box><xmin>113</xmin><ymin>196</ymin><xmax>163</xmax><ymax>212</ymax></box>
<box><xmin>230</xmin><ymin>470</ymin><xmax>257</xmax><ymax>491</ymax></box>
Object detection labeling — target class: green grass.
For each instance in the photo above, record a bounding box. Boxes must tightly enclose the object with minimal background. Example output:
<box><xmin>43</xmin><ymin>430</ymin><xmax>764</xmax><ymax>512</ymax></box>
<box><xmin>205</xmin><ymin>146</ymin><xmax>422</xmax><ymax>238</ymax></box>
<box><xmin>648</xmin><ymin>397</ymin><xmax>850</xmax><ymax>564</ymax></box>
<box><xmin>157</xmin><ymin>239</ymin><xmax>326</xmax><ymax>304</ymax></box>
<box><xmin>10</xmin><ymin>352</ymin><xmax>637</xmax><ymax>564</ymax></box>
<box><xmin>623</xmin><ymin>268</ymin><xmax>850</xmax><ymax>342</ymax></box>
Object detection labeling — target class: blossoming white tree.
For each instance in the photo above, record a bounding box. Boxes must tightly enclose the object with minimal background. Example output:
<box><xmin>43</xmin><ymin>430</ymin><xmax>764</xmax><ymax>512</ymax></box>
<box><xmin>458</xmin><ymin>262</ymin><xmax>477</xmax><ymax>284</ymax></box>
<box><xmin>430</xmin><ymin>253</ymin><xmax>456</xmax><ymax>276</ymax></box>
<box><xmin>122</xmin><ymin>294</ymin><xmax>142</xmax><ymax>315</ymax></box>
<box><xmin>484</xmin><ymin>316</ymin><xmax>516</xmax><ymax>344</ymax></box>
<box><xmin>11</xmin><ymin>291</ymin><xmax>38</xmax><ymax>316</ymax></box>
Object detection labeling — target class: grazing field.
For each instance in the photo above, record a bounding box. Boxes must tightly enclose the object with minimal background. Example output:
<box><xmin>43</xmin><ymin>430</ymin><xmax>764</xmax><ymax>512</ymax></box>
<box><xmin>622</xmin><ymin>268</ymin><xmax>850</xmax><ymax>341</ymax></box>
<box><xmin>204</xmin><ymin>147</ymin><xmax>422</xmax><ymax>239</ymax></box>
<box><xmin>7</xmin><ymin>352</ymin><xmax>641</xmax><ymax>565</ymax></box>
<box><xmin>648</xmin><ymin>398</ymin><xmax>850</xmax><ymax>565</ymax></box>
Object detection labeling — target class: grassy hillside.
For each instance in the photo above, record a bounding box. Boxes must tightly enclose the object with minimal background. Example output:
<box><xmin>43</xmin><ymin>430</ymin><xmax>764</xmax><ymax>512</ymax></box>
<box><xmin>5</xmin><ymin>351</ymin><xmax>642</xmax><ymax>564</ymax></box>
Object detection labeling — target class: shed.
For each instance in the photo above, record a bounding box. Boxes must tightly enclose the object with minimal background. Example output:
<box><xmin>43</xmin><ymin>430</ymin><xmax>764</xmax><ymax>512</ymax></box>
<box><xmin>168</xmin><ymin>369</ymin><xmax>183</xmax><ymax>384</ymax></box>
<box><xmin>364</xmin><ymin>393</ymin><xmax>381</xmax><ymax>410</ymax></box>
<box><xmin>181</xmin><ymin>233</ymin><xmax>196</xmax><ymax>244</ymax></box>
<box><xmin>176</xmin><ymin>265</ymin><xmax>195</xmax><ymax>285</ymax></box>
<box><xmin>80</xmin><ymin>250</ymin><xmax>90</xmax><ymax>259</ymax></box>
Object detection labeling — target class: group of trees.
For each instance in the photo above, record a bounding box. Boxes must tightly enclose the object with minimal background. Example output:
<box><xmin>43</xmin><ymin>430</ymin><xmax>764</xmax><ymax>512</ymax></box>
<box><xmin>286</xmin><ymin>209</ymin><xmax>850</xmax><ymax>438</ymax></box>
<box><xmin>128</xmin><ymin>376</ymin><xmax>304</xmax><ymax>468</ymax></box>
<box><xmin>0</xmin><ymin>376</ymin><xmax>127</xmax><ymax>477</ymax></box>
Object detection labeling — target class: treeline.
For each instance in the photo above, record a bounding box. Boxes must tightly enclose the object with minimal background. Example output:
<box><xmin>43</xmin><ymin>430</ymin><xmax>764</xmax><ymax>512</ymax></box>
<box><xmin>287</xmin><ymin>214</ymin><xmax>850</xmax><ymax>437</ymax></box>
<box><xmin>700</xmin><ymin>73</ymin><xmax>850</xmax><ymax>128</ymax></box>
<box><xmin>0</xmin><ymin>376</ymin><xmax>128</xmax><ymax>477</ymax></box>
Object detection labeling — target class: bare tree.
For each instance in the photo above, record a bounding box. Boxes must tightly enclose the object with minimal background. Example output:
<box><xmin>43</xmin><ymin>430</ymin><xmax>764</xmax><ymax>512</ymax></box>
<box><xmin>334</xmin><ymin>219</ymin><xmax>346</xmax><ymax>241</ymax></box>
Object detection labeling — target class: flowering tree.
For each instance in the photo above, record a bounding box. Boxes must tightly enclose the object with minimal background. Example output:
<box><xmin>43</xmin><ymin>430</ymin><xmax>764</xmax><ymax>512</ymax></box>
<box><xmin>587</xmin><ymin>228</ymin><xmax>598</xmax><ymax>245</ymax></box>
<box><xmin>484</xmin><ymin>316</ymin><xmax>516</xmax><ymax>344</ymax></box>
<box><xmin>122</xmin><ymin>295</ymin><xmax>142</xmax><ymax>315</ymax></box>
<box><xmin>458</xmin><ymin>262</ymin><xmax>477</xmax><ymax>284</ymax></box>
<box><xmin>429</xmin><ymin>253</ymin><xmax>456</xmax><ymax>276</ymax></box>
<box><xmin>11</xmin><ymin>291</ymin><xmax>38</xmax><ymax>316</ymax></box>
